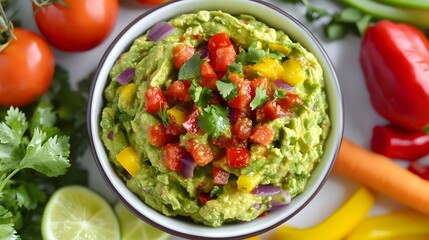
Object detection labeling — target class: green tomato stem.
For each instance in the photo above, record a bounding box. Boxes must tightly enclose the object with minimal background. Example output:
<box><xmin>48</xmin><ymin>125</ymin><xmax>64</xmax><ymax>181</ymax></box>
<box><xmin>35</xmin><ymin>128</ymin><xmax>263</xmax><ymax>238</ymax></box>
<box><xmin>0</xmin><ymin>4</ymin><xmax>14</xmax><ymax>51</ymax></box>
<box><xmin>337</xmin><ymin>0</ymin><xmax>429</xmax><ymax>29</ymax></box>
<box><xmin>374</xmin><ymin>0</ymin><xmax>429</xmax><ymax>10</ymax></box>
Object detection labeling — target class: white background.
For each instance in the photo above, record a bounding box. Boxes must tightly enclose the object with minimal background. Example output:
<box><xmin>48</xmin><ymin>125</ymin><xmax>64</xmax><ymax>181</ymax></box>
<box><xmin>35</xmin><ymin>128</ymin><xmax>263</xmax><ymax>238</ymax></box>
<box><xmin>13</xmin><ymin>0</ymin><xmax>427</xmax><ymax>238</ymax></box>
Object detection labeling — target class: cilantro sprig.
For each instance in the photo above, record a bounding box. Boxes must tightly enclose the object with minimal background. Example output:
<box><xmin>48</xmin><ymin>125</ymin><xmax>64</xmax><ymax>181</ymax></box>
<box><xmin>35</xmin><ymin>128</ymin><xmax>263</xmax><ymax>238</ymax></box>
<box><xmin>189</xmin><ymin>80</ymin><xmax>213</xmax><ymax>107</ymax></box>
<box><xmin>250</xmin><ymin>86</ymin><xmax>269</xmax><ymax>110</ymax></box>
<box><xmin>236</xmin><ymin>43</ymin><xmax>265</xmax><ymax>65</ymax></box>
<box><xmin>198</xmin><ymin>105</ymin><xmax>231</xmax><ymax>139</ymax></box>
<box><xmin>178</xmin><ymin>52</ymin><xmax>204</xmax><ymax>81</ymax></box>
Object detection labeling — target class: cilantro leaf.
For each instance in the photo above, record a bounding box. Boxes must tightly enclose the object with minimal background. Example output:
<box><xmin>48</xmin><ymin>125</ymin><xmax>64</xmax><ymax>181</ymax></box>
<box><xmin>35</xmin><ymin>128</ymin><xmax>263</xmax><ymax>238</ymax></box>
<box><xmin>178</xmin><ymin>52</ymin><xmax>203</xmax><ymax>80</ymax></box>
<box><xmin>274</xmin><ymin>88</ymin><xmax>287</xmax><ymax>99</ymax></box>
<box><xmin>250</xmin><ymin>87</ymin><xmax>269</xmax><ymax>110</ymax></box>
<box><xmin>0</xmin><ymin>108</ymin><xmax>27</xmax><ymax>147</ymax></box>
<box><xmin>189</xmin><ymin>81</ymin><xmax>213</xmax><ymax>107</ymax></box>
<box><xmin>228</xmin><ymin>62</ymin><xmax>243</xmax><ymax>74</ymax></box>
<box><xmin>158</xmin><ymin>107</ymin><xmax>170</xmax><ymax>125</ymax></box>
<box><xmin>236</xmin><ymin>43</ymin><xmax>265</xmax><ymax>65</ymax></box>
<box><xmin>198</xmin><ymin>105</ymin><xmax>231</xmax><ymax>139</ymax></box>
<box><xmin>19</xmin><ymin>129</ymin><xmax>70</xmax><ymax>177</ymax></box>
<box><xmin>216</xmin><ymin>80</ymin><xmax>238</xmax><ymax>101</ymax></box>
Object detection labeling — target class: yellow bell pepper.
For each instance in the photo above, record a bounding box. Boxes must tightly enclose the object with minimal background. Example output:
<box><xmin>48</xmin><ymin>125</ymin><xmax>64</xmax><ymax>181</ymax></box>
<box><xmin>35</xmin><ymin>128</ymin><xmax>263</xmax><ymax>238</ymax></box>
<box><xmin>237</xmin><ymin>173</ymin><xmax>261</xmax><ymax>192</ymax></box>
<box><xmin>245</xmin><ymin>236</ymin><xmax>261</xmax><ymax>240</ymax></box>
<box><xmin>117</xmin><ymin>83</ymin><xmax>137</xmax><ymax>110</ymax></box>
<box><xmin>116</xmin><ymin>146</ymin><xmax>142</xmax><ymax>176</ymax></box>
<box><xmin>251</xmin><ymin>58</ymin><xmax>283</xmax><ymax>80</ymax></box>
<box><xmin>280</xmin><ymin>58</ymin><xmax>306</xmax><ymax>86</ymax></box>
<box><xmin>347</xmin><ymin>210</ymin><xmax>429</xmax><ymax>240</ymax></box>
<box><xmin>273</xmin><ymin>187</ymin><xmax>375</xmax><ymax>240</ymax></box>
<box><xmin>268</xmin><ymin>43</ymin><xmax>292</xmax><ymax>56</ymax></box>
<box><xmin>167</xmin><ymin>106</ymin><xmax>186</xmax><ymax>125</ymax></box>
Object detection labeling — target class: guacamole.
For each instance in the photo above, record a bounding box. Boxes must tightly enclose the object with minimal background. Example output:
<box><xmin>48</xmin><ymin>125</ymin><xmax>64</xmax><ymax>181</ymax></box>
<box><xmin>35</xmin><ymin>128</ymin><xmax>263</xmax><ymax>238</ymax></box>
<box><xmin>100</xmin><ymin>10</ymin><xmax>330</xmax><ymax>227</ymax></box>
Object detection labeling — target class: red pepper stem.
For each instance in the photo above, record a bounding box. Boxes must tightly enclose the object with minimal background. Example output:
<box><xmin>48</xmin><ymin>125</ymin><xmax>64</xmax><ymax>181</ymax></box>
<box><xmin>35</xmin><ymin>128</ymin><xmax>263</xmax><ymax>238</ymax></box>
<box><xmin>0</xmin><ymin>4</ymin><xmax>14</xmax><ymax>52</ymax></box>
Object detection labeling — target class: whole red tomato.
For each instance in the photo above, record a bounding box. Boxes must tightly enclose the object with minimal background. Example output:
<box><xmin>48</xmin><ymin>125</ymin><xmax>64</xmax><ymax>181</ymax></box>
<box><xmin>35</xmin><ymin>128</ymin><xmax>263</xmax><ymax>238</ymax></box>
<box><xmin>33</xmin><ymin>0</ymin><xmax>119</xmax><ymax>52</ymax></box>
<box><xmin>0</xmin><ymin>28</ymin><xmax>55</xmax><ymax>107</ymax></box>
<box><xmin>137</xmin><ymin>0</ymin><xmax>169</xmax><ymax>6</ymax></box>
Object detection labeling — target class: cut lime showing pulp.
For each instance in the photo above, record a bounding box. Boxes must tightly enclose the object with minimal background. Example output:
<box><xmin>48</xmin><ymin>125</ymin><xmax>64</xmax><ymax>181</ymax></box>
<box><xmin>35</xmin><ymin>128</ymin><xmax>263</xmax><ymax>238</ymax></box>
<box><xmin>42</xmin><ymin>185</ymin><xmax>120</xmax><ymax>240</ymax></box>
<box><xmin>114</xmin><ymin>202</ymin><xmax>170</xmax><ymax>240</ymax></box>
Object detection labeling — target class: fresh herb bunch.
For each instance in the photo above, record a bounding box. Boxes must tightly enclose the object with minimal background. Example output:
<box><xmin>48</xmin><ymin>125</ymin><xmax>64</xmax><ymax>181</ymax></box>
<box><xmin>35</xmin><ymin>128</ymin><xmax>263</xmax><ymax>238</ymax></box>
<box><xmin>0</xmin><ymin>65</ymin><xmax>90</xmax><ymax>239</ymax></box>
<box><xmin>280</xmin><ymin>0</ymin><xmax>429</xmax><ymax>40</ymax></box>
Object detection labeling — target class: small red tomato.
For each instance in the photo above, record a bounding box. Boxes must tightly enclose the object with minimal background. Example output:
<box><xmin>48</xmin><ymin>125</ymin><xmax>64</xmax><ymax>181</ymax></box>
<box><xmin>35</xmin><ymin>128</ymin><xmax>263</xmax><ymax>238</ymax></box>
<box><xmin>0</xmin><ymin>28</ymin><xmax>54</xmax><ymax>107</ymax></box>
<box><xmin>226</xmin><ymin>147</ymin><xmax>249</xmax><ymax>168</ymax></box>
<box><xmin>145</xmin><ymin>87</ymin><xmax>168</xmax><ymax>114</ymax></box>
<box><xmin>232</xmin><ymin>117</ymin><xmax>253</xmax><ymax>141</ymax></box>
<box><xmin>200</xmin><ymin>62</ymin><xmax>218</xmax><ymax>90</ymax></box>
<box><xmin>166</xmin><ymin>80</ymin><xmax>192</xmax><ymax>102</ymax></box>
<box><xmin>183</xmin><ymin>110</ymin><xmax>200</xmax><ymax>135</ymax></box>
<box><xmin>33</xmin><ymin>0</ymin><xmax>119</xmax><ymax>51</ymax></box>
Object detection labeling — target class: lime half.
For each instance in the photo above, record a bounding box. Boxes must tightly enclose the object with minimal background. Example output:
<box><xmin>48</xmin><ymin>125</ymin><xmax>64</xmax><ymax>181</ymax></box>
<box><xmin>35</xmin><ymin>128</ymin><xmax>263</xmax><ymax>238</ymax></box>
<box><xmin>114</xmin><ymin>202</ymin><xmax>170</xmax><ymax>240</ymax></box>
<box><xmin>42</xmin><ymin>185</ymin><xmax>120</xmax><ymax>240</ymax></box>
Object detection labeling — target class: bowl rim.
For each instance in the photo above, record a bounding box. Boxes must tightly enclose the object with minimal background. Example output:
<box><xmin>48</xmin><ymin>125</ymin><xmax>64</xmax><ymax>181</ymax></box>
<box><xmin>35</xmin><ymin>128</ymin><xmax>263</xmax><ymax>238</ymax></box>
<box><xmin>87</xmin><ymin>0</ymin><xmax>344</xmax><ymax>239</ymax></box>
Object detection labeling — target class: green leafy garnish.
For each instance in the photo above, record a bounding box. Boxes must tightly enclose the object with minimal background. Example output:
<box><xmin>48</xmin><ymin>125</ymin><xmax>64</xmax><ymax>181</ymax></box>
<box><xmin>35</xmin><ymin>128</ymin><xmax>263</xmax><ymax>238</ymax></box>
<box><xmin>250</xmin><ymin>87</ymin><xmax>269</xmax><ymax>110</ymax></box>
<box><xmin>198</xmin><ymin>105</ymin><xmax>231</xmax><ymax>139</ymax></box>
<box><xmin>274</xmin><ymin>88</ymin><xmax>287</xmax><ymax>100</ymax></box>
<box><xmin>236</xmin><ymin>43</ymin><xmax>265</xmax><ymax>65</ymax></box>
<box><xmin>216</xmin><ymin>80</ymin><xmax>238</xmax><ymax>101</ymax></box>
<box><xmin>227</xmin><ymin>62</ymin><xmax>243</xmax><ymax>74</ymax></box>
<box><xmin>178</xmin><ymin>52</ymin><xmax>203</xmax><ymax>80</ymax></box>
<box><xmin>158</xmin><ymin>107</ymin><xmax>170</xmax><ymax>125</ymax></box>
<box><xmin>189</xmin><ymin>80</ymin><xmax>213</xmax><ymax>107</ymax></box>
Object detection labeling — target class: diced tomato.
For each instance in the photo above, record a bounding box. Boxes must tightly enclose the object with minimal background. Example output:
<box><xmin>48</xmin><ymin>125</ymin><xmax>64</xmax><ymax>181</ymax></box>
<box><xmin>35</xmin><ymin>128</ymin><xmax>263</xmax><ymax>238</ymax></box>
<box><xmin>186</xmin><ymin>139</ymin><xmax>214</xmax><ymax>166</ymax></box>
<box><xmin>173</xmin><ymin>44</ymin><xmax>196</xmax><ymax>69</ymax></box>
<box><xmin>166</xmin><ymin>80</ymin><xmax>192</xmax><ymax>102</ymax></box>
<box><xmin>260</xmin><ymin>100</ymin><xmax>288</xmax><ymax>121</ymax></box>
<box><xmin>227</xmin><ymin>76</ymin><xmax>252</xmax><ymax>109</ymax></box>
<box><xmin>162</xmin><ymin>143</ymin><xmax>186</xmax><ymax>171</ymax></box>
<box><xmin>209</xmin><ymin>92</ymin><xmax>222</xmax><ymax>105</ymax></box>
<box><xmin>232</xmin><ymin>117</ymin><xmax>252</xmax><ymax>141</ymax></box>
<box><xmin>145</xmin><ymin>87</ymin><xmax>168</xmax><ymax>115</ymax></box>
<box><xmin>183</xmin><ymin>109</ymin><xmax>200</xmax><ymax>135</ymax></box>
<box><xmin>226</xmin><ymin>147</ymin><xmax>249</xmax><ymax>168</ymax></box>
<box><xmin>250</xmin><ymin>125</ymin><xmax>275</xmax><ymax>146</ymax></box>
<box><xmin>147</xmin><ymin>124</ymin><xmax>175</xmax><ymax>147</ymax></box>
<box><xmin>255</xmin><ymin>107</ymin><xmax>269</xmax><ymax>123</ymax></box>
<box><xmin>212</xmin><ymin>166</ymin><xmax>230</xmax><ymax>185</ymax></box>
<box><xmin>212</xmin><ymin>135</ymin><xmax>232</xmax><ymax>148</ymax></box>
<box><xmin>200</xmin><ymin>62</ymin><xmax>218</xmax><ymax>90</ymax></box>
<box><xmin>210</xmin><ymin>45</ymin><xmax>236</xmax><ymax>72</ymax></box>
<box><xmin>208</xmin><ymin>32</ymin><xmax>232</xmax><ymax>52</ymax></box>
<box><xmin>197</xmin><ymin>193</ymin><xmax>212</xmax><ymax>205</ymax></box>
<box><xmin>165</xmin><ymin>115</ymin><xmax>186</xmax><ymax>136</ymax></box>
<box><xmin>229</xmin><ymin>105</ymin><xmax>251</xmax><ymax>123</ymax></box>
<box><xmin>278</xmin><ymin>92</ymin><xmax>303</xmax><ymax>110</ymax></box>
<box><xmin>250</xmin><ymin>77</ymin><xmax>273</xmax><ymax>98</ymax></box>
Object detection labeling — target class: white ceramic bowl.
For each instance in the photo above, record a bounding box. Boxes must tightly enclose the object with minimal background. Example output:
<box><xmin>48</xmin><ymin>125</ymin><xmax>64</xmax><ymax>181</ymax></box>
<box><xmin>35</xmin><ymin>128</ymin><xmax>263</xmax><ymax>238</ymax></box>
<box><xmin>88</xmin><ymin>0</ymin><xmax>344</xmax><ymax>239</ymax></box>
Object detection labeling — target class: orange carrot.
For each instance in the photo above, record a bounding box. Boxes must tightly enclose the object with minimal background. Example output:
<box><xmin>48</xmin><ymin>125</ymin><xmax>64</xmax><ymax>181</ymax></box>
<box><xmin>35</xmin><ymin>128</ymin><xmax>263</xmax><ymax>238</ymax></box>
<box><xmin>333</xmin><ymin>138</ymin><xmax>429</xmax><ymax>215</ymax></box>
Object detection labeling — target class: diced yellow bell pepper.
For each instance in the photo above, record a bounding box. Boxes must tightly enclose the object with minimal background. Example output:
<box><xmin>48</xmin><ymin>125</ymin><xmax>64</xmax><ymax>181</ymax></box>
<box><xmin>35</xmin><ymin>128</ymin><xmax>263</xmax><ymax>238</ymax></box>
<box><xmin>251</xmin><ymin>58</ymin><xmax>283</xmax><ymax>80</ymax></box>
<box><xmin>237</xmin><ymin>173</ymin><xmax>261</xmax><ymax>192</ymax></box>
<box><xmin>273</xmin><ymin>187</ymin><xmax>375</xmax><ymax>240</ymax></box>
<box><xmin>167</xmin><ymin>106</ymin><xmax>186</xmax><ymax>125</ymax></box>
<box><xmin>280</xmin><ymin>58</ymin><xmax>306</xmax><ymax>86</ymax></box>
<box><xmin>268</xmin><ymin>43</ymin><xmax>292</xmax><ymax>56</ymax></box>
<box><xmin>347</xmin><ymin>210</ymin><xmax>429</xmax><ymax>240</ymax></box>
<box><xmin>116</xmin><ymin>146</ymin><xmax>142</xmax><ymax>176</ymax></box>
<box><xmin>245</xmin><ymin>236</ymin><xmax>261</xmax><ymax>240</ymax></box>
<box><xmin>117</xmin><ymin>83</ymin><xmax>137</xmax><ymax>109</ymax></box>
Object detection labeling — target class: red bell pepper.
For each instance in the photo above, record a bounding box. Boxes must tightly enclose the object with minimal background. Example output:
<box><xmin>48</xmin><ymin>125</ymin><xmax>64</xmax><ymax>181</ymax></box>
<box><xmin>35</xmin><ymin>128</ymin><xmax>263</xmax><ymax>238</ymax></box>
<box><xmin>360</xmin><ymin>20</ymin><xmax>429</xmax><ymax>132</ymax></box>
<box><xmin>408</xmin><ymin>161</ymin><xmax>429</xmax><ymax>181</ymax></box>
<box><xmin>371</xmin><ymin>124</ymin><xmax>429</xmax><ymax>161</ymax></box>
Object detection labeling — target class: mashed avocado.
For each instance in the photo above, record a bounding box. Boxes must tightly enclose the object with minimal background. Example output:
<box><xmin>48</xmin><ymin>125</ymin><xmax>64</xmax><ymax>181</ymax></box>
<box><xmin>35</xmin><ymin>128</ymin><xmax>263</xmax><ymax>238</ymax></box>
<box><xmin>100</xmin><ymin>10</ymin><xmax>330</xmax><ymax>227</ymax></box>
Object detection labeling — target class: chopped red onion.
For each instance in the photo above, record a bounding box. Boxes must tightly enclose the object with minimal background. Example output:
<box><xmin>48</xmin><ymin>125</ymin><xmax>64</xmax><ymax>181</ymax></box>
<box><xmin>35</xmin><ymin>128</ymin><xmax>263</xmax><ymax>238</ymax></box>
<box><xmin>181</xmin><ymin>154</ymin><xmax>196</xmax><ymax>179</ymax></box>
<box><xmin>117</xmin><ymin>67</ymin><xmax>135</xmax><ymax>85</ymax></box>
<box><xmin>148</xmin><ymin>21</ymin><xmax>176</xmax><ymax>42</ymax></box>
<box><xmin>274</xmin><ymin>80</ymin><xmax>294</xmax><ymax>91</ymax></box>
<box><xmin>268</xmin><ymin>190</ymin><xmax>291</xmax><ymax>211</ymax></box>
<box><xmin>252</xmin><ymin>184</ymin><xmax>282</xmax><ymax>197</ymax></box>
<box><xmin>228</xmin><ymin>108</ymin><xmax>238</xmax><ymax>123</ymax></box>
<box><xmin>197</xmin><ymin>44</ymin><xmax>209</xmax><ymax>59</ymax></box>
<box><xmin>253</xmin><ymin>203</ymin><xmax>261</xmax><ymax>210</ymax></box>
<box><xmin>107</xmin><ymin>131</ymin><xmax>114</xmax><ymax>140</ymax></box>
